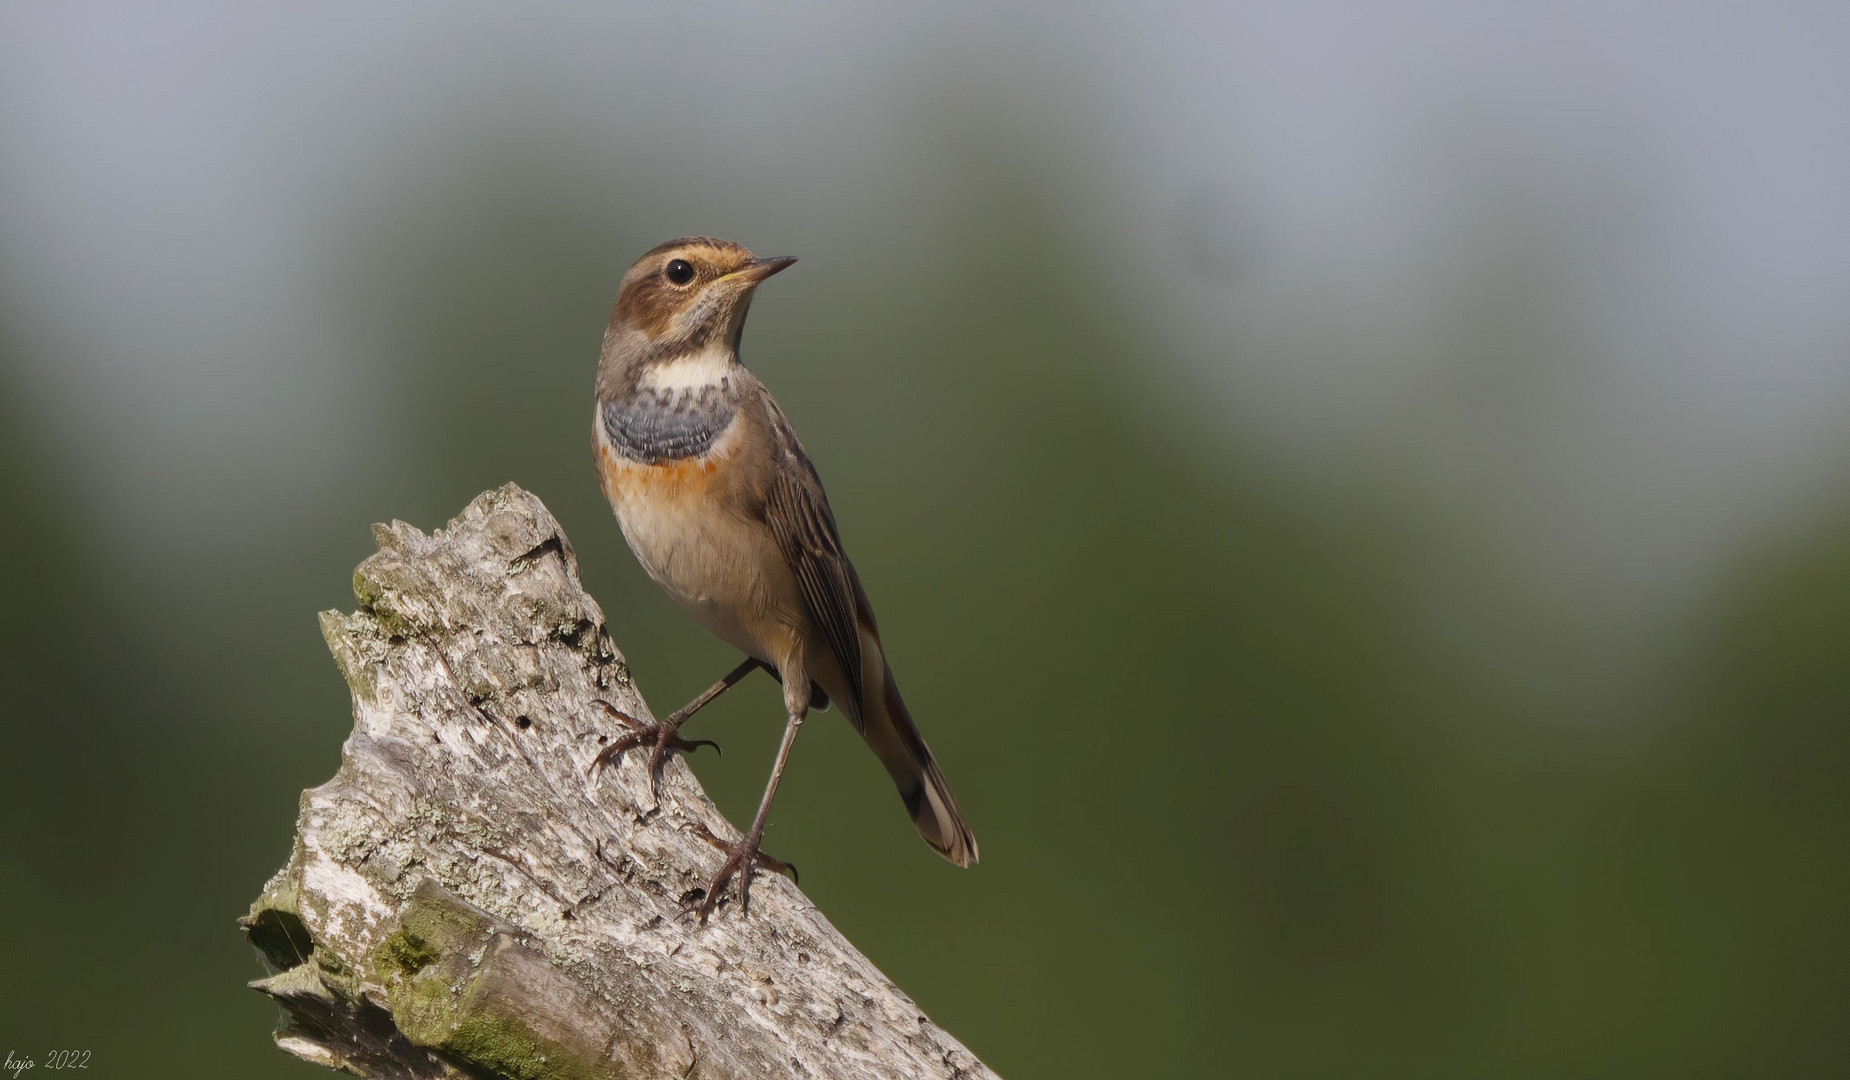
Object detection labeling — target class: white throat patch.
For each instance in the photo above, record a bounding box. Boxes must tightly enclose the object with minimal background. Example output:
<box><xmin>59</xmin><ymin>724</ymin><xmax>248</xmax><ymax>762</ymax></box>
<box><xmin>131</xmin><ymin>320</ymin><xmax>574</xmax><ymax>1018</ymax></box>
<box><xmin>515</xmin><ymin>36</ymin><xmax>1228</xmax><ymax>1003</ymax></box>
<box><xmin>640</xmin><ymin>346</ymin><xmax>736</xmax><ymax>392</ymax></box>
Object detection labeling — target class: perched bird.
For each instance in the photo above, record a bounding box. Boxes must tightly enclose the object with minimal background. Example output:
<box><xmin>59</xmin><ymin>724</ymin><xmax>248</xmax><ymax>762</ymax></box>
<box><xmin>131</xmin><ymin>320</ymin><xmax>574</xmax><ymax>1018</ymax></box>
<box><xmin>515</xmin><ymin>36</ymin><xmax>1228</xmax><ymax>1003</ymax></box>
<box><xmin>588</xmin><ymin>236</ymin><xmax>977</xmax><ymax>920</ymax></box>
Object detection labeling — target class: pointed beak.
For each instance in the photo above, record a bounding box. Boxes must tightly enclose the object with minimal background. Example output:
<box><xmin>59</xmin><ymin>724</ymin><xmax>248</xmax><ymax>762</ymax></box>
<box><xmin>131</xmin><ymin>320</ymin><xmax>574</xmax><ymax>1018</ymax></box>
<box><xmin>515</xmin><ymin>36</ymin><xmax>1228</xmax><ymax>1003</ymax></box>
<box><xmin>729</xmin><ymin>255</ymin><xmax>798</xmax><ymax>284</ymax></box>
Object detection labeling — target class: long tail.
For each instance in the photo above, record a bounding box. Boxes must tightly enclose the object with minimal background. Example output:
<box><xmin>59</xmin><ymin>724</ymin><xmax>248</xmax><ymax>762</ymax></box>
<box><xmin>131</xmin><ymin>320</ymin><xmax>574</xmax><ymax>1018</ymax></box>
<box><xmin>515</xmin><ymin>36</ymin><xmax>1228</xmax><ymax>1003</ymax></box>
<box><xmin>860</xmin><ymin>657</ymin><xmax>978</xmax><ymax>867</ymax></box>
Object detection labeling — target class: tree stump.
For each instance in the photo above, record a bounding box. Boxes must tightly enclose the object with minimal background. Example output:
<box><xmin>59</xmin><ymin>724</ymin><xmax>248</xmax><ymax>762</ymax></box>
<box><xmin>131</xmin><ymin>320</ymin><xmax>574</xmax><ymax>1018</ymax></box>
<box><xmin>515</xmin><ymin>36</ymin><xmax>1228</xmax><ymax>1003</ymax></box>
<box><xmin>240</xmin><ymin>484</ymin><xmax>997</xmax><ymax>1080</ymax></box>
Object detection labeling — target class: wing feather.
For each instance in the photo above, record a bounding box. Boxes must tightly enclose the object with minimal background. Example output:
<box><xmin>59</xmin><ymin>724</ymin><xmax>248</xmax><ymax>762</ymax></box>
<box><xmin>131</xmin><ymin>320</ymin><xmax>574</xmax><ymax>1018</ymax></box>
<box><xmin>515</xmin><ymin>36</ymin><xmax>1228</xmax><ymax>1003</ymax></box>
<box><xmin>761</xmin><ymin>411</ymin><xmax>866</xmax><ymax>723</ymax></box>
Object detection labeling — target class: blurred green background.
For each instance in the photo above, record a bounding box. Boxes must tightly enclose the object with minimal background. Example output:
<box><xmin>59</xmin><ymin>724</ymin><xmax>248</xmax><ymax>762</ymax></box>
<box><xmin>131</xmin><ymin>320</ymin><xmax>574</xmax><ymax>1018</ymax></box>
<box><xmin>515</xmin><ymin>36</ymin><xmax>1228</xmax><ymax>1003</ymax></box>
<box><xmin>3</xmin><ymin>3</ymin><xmax>1847</xmax><ymax>1077</ymax></box>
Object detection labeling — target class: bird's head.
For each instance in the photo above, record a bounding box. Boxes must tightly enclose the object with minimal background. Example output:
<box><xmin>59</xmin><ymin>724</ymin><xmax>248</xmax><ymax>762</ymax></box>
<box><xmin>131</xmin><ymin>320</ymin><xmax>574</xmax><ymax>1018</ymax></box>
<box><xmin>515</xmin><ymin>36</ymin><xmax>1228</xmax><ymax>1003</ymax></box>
<box><xmin>604</xmin><ymin>237</ymin><xmax>796</xmax><ymax>363</ymax></box>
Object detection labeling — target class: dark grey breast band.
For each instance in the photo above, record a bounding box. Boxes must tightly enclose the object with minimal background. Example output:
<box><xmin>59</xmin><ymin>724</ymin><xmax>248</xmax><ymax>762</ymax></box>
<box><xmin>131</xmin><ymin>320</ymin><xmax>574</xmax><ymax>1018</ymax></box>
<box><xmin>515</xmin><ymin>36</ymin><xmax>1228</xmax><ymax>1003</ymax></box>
<box><xmin>602</xmin><ymin>383</ymin><xmax>737</xmax><ymax>464</ymax></box>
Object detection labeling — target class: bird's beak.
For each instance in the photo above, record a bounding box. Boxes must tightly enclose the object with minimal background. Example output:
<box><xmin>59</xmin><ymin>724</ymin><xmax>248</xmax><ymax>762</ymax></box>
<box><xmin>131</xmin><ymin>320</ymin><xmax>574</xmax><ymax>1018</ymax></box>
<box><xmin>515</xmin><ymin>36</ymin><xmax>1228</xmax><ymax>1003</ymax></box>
<box><xmin>728</xmin><ymin>255</ymin><xmax>798</xmax><ymax>284</ymax></box>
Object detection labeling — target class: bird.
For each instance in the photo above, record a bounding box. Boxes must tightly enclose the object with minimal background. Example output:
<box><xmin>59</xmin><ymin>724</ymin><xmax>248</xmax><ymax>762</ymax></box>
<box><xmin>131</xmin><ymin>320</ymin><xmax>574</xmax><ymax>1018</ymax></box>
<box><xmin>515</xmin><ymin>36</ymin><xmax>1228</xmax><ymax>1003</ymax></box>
<box><xmin>586</xmin><ymin>236</ymin><xmax>977</xmax><ymax>921</ymax></box>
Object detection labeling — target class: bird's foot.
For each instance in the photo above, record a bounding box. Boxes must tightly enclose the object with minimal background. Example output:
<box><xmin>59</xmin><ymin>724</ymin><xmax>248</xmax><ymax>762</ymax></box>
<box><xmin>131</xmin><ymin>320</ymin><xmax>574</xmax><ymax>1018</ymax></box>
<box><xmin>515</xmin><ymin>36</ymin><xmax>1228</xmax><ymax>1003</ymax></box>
<box><xmin>684</xmin><ymin>822</ymin><xmax>798</xmax><ymax>924</ymax></box>
<box><xmin>586</xmin><ymin>699</ymin><xmax>719</xmax><ymax>799</ymax></box>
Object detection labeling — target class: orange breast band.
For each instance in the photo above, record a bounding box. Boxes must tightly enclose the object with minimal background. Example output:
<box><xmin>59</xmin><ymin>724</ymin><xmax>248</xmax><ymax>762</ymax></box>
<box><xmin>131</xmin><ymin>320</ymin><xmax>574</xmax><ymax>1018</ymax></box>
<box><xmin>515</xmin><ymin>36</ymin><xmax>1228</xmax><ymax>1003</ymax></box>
<box><xmin>597</xmin><ymin>444</ymin><xmax>727</xmax><ymax>502</ymax></box>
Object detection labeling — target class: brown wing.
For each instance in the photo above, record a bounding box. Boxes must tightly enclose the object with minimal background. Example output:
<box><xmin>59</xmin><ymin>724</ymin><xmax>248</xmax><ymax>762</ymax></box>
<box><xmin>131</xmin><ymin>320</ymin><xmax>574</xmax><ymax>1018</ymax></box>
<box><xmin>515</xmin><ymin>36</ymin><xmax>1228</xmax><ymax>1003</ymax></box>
<box><xmin>761</xmin><ymin>411</ymin><xmax>866</xmax><ymax>724</ymax></box>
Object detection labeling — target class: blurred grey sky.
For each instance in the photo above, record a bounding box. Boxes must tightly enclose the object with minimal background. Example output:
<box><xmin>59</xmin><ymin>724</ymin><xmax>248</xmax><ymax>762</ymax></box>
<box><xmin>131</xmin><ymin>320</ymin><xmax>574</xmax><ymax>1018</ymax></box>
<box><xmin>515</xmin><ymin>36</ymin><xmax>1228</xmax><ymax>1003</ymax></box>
<box><xmin>3</xmin><ymin>0</ymin><xmax>1846</xmax><ymax>636</ymax></box>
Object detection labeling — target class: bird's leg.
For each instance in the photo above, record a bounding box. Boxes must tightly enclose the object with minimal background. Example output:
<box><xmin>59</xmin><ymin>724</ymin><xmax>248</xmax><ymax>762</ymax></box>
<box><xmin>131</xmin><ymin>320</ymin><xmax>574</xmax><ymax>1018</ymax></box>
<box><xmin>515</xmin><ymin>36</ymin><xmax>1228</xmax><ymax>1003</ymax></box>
<box><xmin>588</xmin><ymin>657</ymin><xmax>763</xmax><ymax>797</ymax></box>
<box><xmin>690</xmin><ymin>708</ymin><xmax>805</xmax><ymax>923</ymax></box>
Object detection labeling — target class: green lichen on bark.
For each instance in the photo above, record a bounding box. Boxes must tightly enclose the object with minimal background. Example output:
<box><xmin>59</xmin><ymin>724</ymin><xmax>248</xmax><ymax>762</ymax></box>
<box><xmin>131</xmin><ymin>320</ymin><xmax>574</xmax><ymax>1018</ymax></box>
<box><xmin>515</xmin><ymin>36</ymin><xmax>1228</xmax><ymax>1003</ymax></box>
<box><xmin>372</xmin><ymin>887</ymin><xmax>614</xmax><ymax>1080</ymax></box>
<box><xmin>441</xmin><ymin>1004</ymin><xmax>612</xmax><ymax>1080</ymax></box>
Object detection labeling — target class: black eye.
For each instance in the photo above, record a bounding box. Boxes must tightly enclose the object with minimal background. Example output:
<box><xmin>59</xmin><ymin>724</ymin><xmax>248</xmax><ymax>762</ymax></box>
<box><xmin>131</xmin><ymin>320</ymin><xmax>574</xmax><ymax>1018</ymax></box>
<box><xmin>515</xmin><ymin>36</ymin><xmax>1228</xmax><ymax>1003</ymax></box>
<box><xmin>664</xmin><ymin>259</ymin><xmax>695</xmax><ymax>285</ymax></box>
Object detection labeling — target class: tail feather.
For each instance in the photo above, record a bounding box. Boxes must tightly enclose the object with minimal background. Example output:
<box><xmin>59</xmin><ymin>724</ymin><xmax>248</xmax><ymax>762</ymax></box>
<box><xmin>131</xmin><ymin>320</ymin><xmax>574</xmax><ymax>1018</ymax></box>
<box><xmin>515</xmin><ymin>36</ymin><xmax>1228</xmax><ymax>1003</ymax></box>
<box><xmin>865</xmin><ymin>659</ymin><xmax>978</xmax><ymax>867</ymax></box>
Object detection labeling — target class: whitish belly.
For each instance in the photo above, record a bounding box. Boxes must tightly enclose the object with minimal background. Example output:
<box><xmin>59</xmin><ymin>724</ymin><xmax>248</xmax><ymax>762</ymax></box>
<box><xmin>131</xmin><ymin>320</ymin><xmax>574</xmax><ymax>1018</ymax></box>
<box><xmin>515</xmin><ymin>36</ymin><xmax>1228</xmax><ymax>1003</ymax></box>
<box><xmin>595</xmin><ymin>428</ymin><xmax>767</xmax><ymax>659</ymax></box>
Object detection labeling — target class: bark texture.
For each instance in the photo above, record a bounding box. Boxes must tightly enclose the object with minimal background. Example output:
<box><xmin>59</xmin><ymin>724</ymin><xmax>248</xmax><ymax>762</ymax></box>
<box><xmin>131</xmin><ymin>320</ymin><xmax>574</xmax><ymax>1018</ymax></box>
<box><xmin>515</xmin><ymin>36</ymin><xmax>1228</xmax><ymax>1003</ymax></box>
<box><xmin>241</xmin><ymin>484</ymin><xmax>996</xmax><ymax>1080</ymax></box>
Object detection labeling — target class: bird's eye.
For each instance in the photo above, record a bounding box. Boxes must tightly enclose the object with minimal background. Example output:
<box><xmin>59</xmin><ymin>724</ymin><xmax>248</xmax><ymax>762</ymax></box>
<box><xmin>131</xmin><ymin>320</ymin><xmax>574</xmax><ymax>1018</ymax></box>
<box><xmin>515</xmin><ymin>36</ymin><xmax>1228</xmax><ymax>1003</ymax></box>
<box><xmin>664</xmin><ymin>259</ymin><xmax>696</xmax><ymax>285</ymax></box>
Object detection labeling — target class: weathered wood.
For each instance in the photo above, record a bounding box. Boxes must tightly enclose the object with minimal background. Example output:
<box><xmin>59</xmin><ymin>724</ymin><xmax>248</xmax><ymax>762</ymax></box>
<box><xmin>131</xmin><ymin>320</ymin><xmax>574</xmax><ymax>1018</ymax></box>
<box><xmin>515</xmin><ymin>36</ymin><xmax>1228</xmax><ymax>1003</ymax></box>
<box><xmin>241</xmin><ymin>484</ymin><xmax>996</xmax><ymax>1080</ymax></box>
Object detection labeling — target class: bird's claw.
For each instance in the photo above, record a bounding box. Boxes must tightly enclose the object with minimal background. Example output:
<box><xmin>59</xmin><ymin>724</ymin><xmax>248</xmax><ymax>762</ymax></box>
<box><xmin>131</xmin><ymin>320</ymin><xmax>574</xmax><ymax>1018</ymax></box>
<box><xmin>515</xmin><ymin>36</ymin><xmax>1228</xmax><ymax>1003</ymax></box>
<box><xmin>683</xmin><ymin>824</ymin><xmax>798</xmax><ymax>924</ymax></box>
<box><xmin>587</xmin><ymin>699</ymin><xmax>720</xmax><ymax>796</ymax></box>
